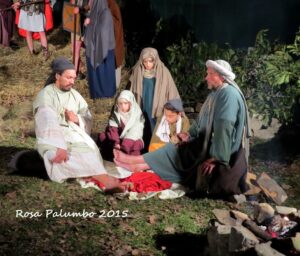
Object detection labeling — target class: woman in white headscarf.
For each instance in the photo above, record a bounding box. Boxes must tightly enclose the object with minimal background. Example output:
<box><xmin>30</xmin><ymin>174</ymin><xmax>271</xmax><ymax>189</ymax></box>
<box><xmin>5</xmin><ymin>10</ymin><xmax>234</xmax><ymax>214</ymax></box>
<box><xmin>98</xmin><ymin>90</ymin><xmax>144</xmax><ymax>160</ymax></box>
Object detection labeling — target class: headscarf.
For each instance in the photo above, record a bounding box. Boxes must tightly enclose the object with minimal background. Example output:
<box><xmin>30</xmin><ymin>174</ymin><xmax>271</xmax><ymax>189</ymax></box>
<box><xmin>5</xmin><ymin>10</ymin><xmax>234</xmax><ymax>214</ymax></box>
<box><xmin>206</xmin><ymin>59</ymin><xmax>251</xmax><ymax>161</ymax></box>
<box><xmin>84</xmin><ymin>0</ymin><xmax>115</xmax><ymax>69</ymax></box>
<box><xmin>51</xmin><ymin>57</ymin><xmax>75</xmax><ymax>73</ymax></box>
<box><xmin>166</xmin><ymin>98</ymin><xmax>184</xmax><ymax>112</ymax></box>
<box><xmin>130</xmin><ymin>47</ymin><xmax>180</xmax><ymax>118</ymax></box>
<box><xmin>109</xmin><ymin>90</ymin><xmax>144</xmax><ymax>140</ymax></box>
<box><xmin>44</xmin><ymin>57</ymin><xmax>75</xmax><ymax>86</ymax></box>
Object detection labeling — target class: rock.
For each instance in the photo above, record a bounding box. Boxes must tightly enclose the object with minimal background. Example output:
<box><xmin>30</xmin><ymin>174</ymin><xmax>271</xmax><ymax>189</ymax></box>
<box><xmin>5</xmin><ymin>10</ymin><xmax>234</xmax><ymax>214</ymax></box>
<box><xmin>255</xmin><ymin>241</ymin><xmax>285</xmax><ymax>256</ymax></box>
<box><xmin>250</xmin><ymin>115</ymin><xmax>281</xmax><ymax>140</ymax></box>
<box><xmin>212</xmin><ymin>209</ymin><xmax>239</xmax><ymax>226</ymax></box>
<box><xmin>254</xmin><ymin>203</ymin><xmax>275</xmax><ymax>224</ymax></box>
<box><xmin>207</xmin><ymin>224</ymin><xmax>231</xmax><ymax>256</ymax></box>
<box><xmin>230</xmin><ymin>210</ymin><xmax>250</xmax><ymax>223</ymax></box>
<box><xmin>184</xmin><ymin>107</ymin><xmax>194</xmax><ymax>113</ymax></box>
<box><xmin>195</xmin><ymin>102</ymin><xmax>203</xmax><ymax>112</ymax></box>
<box><xmin>245</xmin><ymin>172</ymin><xmax>262</xmax><ymax>196</ymax></box>
<box><xmin>257</xmin><ymin>172</ymin><xmax>288</xmax><ymax>205</ymax></box>
<box><xmin>281</xmin><ymin>184</ymin><xmax>292</xmax><ymax>190</ymax></box>
<box><xmin>229</xmin><ymin>226</ymin><xmax>259</xmax><ymax>252</ymax></box>
<box><xmin>233</xmin><ymin>194</ymin><xmax>247</xmax><ymax>204</ymax></box>
<box><xmin>275</xmin><ymin>206</ymin><xmax>297</xmax><ymax>215</ymax></box>
<box><xmin>292</xmin><ymin>233</ymin><xmax>300</xmax><ymax>252</ymax></box>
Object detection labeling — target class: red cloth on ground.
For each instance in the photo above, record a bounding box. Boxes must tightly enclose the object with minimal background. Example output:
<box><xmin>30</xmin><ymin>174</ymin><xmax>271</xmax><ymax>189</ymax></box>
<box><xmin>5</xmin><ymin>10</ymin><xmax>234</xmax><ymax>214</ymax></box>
<box><xmin>121</xmin><ymin>172</ymin><xmax>172</xmax><ymax>193</ymax></box>
<box><xmin>15</xmin><ymin>1</ymin><xmax>53</xmax><ymax>40</ymax></box>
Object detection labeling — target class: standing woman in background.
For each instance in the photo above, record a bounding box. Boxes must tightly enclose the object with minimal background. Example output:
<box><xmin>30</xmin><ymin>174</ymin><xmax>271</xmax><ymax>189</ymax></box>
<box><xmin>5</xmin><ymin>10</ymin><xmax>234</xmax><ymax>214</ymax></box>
<box><xmin>84</xmin><ymin>0</ymin><xmax>116</xmax><ymax>99</ymax></box>
<box><xmin>129</xmin><ymin>47</ymin><xmax>180</xmax><ymax>150</ymax></box>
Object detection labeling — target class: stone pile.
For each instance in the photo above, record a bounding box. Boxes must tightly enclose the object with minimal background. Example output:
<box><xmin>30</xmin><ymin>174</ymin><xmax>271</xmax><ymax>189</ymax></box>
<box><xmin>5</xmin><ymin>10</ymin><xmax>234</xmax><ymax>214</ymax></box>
<box><xmin>207</xmin><ymin>203</ymin><xmax>300</xmax><ymax>255</ymax></box>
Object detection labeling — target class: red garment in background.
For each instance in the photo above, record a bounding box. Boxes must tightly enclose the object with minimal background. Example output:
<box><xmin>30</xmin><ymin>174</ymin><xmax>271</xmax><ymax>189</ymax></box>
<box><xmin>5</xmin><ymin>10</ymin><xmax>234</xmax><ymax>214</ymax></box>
<box><xmin>15</xmin><ymin>0</ymin><xmax>53</xmax><ymax>40</ymax></box>
<box><xmin>121</xmin><ymin>172</ymin><xmax>172</xmax><ymax>193</ymax></box>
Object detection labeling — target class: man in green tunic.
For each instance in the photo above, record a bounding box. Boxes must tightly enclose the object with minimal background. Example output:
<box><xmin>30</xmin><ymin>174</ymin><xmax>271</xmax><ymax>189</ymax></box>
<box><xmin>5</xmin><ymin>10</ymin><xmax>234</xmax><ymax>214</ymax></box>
<box><xmin>114</xmin><ymin>59</ymin><xmax>251</xmax><ymax>196</ymax></box>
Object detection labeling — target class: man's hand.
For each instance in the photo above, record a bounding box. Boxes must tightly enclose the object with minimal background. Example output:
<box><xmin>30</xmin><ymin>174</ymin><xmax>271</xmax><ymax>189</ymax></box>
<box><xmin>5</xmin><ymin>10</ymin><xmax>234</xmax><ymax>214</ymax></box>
<box><xmin>12</xmin><ymin>2</ymin><xmax>20</xmax><ymax>11</ymax></box>
<box><xmin>51</xmin><ymin>148</ymin><xmax>69</xmax><ymax>163</ymax></box>
<box><xmin>84</xmin><ymin>18</ymin><xmax>91</xmax><ymax>26</ymax></box>
<box><xmin>73</xmin><ymin>6</ymin><xmax>80</xmax><ymax>14</ymax></box>
<box><xmin>200</xmin><ymin>158</ymin><xmax>216</xmax><ymax>176</ymax></box>
<box><xmin>176</xmin><ymin>132</ymin><xmax>190</xmax><ymax>146</ymax></box>
<box><xmin>177</xmin><ymin>132</ymin><xmax>190</xmax><ymax>142</ymax></box>
<box><xmin>65</xmin><ymin>109</ymin><xmax>79</xmax><ymax>125</ymax></box>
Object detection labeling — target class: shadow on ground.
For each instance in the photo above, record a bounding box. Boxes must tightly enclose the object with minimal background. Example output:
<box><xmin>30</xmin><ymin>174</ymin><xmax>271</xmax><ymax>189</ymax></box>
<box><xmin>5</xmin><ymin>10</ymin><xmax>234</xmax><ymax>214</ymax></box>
<box><xmin>251</xmin><ymin>125</ymin><xmax>300</xmax><ymax>163</ymax></box>
<box><xmin>0</xmin><ymin>146</ymin><xmax>47</xmax><ymax>180</ymax></box>
<box><xmin>155</xmin><ymin>232</ymin><xmax>208</xmax><ymax>256</ymax></box>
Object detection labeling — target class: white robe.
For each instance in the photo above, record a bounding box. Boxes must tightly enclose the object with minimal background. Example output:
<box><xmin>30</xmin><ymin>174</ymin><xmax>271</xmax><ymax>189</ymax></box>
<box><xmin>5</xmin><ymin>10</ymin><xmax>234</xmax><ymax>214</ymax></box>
<box><xmin>33</xmin><ymin>84</ymin><xmax>106</xmax><ymax>183</ymax></box>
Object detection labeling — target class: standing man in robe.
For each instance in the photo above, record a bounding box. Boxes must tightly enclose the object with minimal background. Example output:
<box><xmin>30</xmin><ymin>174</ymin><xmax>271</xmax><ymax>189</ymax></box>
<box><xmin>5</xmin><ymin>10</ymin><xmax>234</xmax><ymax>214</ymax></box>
<box><xmin>84</xmin><ymin>0</ymin><xmax>116</xmax><ymax>98</ymax></box>
<box><xmin>107</xmin><ymin>0</ymin><xmax>124</xmax><ymax>88</ymax></box>
<box><xmin>0</xmin><ymin>0</ymin><xmax>14</xmax><ymax>47</ymax></box>
<box><xmin>33</xmin><ymin>56</ymin><xmax>127</xmax><ymax>192</ymax></box>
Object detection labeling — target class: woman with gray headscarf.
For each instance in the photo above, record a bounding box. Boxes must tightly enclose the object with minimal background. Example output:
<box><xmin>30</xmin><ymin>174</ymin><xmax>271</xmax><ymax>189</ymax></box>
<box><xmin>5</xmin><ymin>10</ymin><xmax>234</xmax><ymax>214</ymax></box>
<box><xmin>84</xmin><ymin>0</ymin><xmax>116</xmax><ymax>98</ymax></box>
<box><xmin>129</xmin><ymin>47</ymin><xmax>181</xmax><ymax>149</ymax></box>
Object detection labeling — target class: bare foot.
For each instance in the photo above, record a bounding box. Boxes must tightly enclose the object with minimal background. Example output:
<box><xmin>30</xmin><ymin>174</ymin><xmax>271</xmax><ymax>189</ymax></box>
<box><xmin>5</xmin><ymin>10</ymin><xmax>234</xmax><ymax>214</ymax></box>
<box><xmin>114</xmin><ymin>158</ymin><xmax>150</xmax><ymax>173</ymax></box>
<box><xmin>92</xmin><ymin>174</ymin><xmax>128</xmax><ymax>194</ymax></box>
<box><xmin>113</xmin><ymin>149</ymin><xmax>145</xmax><ymax>164</ymax></box>
<box><xmin>114</xmin><ymin>158</ymin><xmax>135</xmax><ymax>172</ymax></box>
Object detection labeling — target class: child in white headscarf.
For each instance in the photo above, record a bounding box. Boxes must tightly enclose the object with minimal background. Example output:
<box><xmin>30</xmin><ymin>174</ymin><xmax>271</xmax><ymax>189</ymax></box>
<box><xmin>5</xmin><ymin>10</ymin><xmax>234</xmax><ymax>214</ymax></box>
<box><xmin>149</xmin><ymin>98</ymin><xmax>190</xmax><ymax>152</ymax></box>
<box><xmin>98</xmin><ymin>90</ymin><xmax>144</xmax><ymax>160</ymax></box>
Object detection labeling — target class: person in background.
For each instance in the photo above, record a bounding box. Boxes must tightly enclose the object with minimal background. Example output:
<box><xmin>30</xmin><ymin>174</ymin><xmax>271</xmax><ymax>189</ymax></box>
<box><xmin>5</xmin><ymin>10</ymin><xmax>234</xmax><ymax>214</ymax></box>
<box><xmin>149</xmin><ymin>98</ymin><xmax>190</xmax><ymax>152</ymax></box>
<box><xmin>107</xmin><ymin>0</ymin><xmax>124</xmax><ymax>88</ymax></box>
<box><xmin>0</xmin><ymin>0</ymin><xmax>15</xmax><ymax>47</ymax></box>
<box><xmin>12</xmin><ymin>0</ymin><xmax>53</xmax><ymax>59</ymax></box>
<box><xmin>69</xmin><ymin>0</ymin><xmax>89</xmax><ymax>78</ymax></box>
<box><xmin>84</xmin><ymin>0</ymin><xmax>116</xmax><ymax>98</ymax></box>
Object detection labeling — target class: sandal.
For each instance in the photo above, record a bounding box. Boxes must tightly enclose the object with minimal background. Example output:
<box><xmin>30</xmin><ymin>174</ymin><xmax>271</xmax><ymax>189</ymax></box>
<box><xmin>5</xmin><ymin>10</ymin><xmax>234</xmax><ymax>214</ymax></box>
<box><xmin>42</xmin><ymin>46</ymin><xmax>51</xmax><ymax>61</ymax></box>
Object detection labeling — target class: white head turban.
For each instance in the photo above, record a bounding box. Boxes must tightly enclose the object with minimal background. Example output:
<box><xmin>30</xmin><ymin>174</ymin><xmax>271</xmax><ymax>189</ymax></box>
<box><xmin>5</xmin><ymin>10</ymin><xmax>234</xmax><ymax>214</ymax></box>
<box><xmin>206</xmin><ymin>59</ymin><xmax>236</xmax><ymax>81</ymax></box>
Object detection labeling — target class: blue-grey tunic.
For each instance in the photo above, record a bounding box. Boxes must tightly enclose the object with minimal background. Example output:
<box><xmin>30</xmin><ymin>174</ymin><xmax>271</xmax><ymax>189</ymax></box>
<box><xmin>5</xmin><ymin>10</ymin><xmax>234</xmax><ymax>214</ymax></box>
<box><xmin>144</xmin><ymin>84</ymin><xmax>246</xmax><ymax>183</ymax></box>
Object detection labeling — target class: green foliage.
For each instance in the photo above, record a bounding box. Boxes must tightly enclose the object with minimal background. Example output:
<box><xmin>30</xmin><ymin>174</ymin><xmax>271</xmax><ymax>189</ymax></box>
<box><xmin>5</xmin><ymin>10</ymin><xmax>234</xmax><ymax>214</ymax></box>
<box><xmin>237</xmin><ymin>28</ymin><xmax>300</xmax><ymax>125</ymax></box>
<box><xmin>163</xmin><ymin>28</ymin><xmax>300</xmax><ymax>125</ymax></box>
<box><xmin>165</xmin><ymin>36</ymin><xmax>236</xmax><ymax>106</ymax></box>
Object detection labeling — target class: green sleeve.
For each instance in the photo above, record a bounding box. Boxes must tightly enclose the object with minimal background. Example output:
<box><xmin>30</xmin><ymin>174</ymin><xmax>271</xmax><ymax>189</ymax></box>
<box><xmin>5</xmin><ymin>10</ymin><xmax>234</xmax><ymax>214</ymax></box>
<box><xmin>209</xmin><ymin>88</ymin><xmax>239</xmax><ymax>163</ymax></box>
